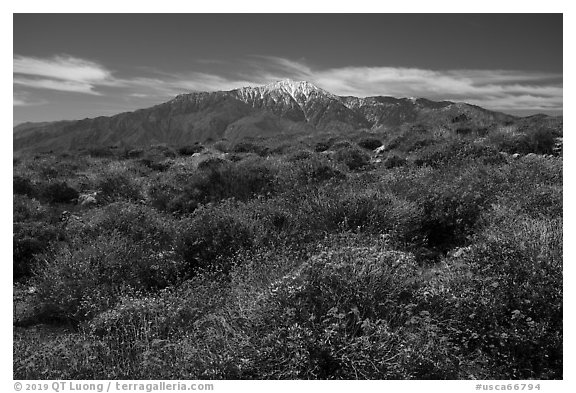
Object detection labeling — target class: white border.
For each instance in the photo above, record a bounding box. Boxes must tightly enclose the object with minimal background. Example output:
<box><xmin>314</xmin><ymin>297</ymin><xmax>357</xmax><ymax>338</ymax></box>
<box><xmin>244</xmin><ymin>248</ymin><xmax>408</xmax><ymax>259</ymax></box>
<box><xmin>4</xmin><ymin>3</ymin><xmax>573</xmax><ymax>392</ymax></box>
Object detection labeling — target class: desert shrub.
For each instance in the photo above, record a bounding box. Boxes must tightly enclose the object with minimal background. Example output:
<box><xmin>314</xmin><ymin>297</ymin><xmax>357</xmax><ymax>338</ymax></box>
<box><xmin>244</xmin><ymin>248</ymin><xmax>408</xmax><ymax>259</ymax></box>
<box><xmin>413</xmin><ymin>139</ymin><xmax>504</xmax><ymax>167</ymax></box>
<box><xmin>13</xmin><ymin>220</ymin><xmax>62</xmax><ymax>280</ymax></box>
<box><xmin>15</xmin><ymin>275</ymin><xmax>234</xmax><ymax>379</ymax></box>
<box><xmin>39</xmin><ymin>165</ymin><xmax>59</xmax><ymax>179</ymax></box>
<box><xmin>524</xmin><ymin>128</ymin><xmax>557</xmax><ymax>155</ymax></box>
<box><xmin>488</xmin><ymin>127</ymin><xmax>557</xmax><ymax>155</ymax></box>
<box><xmin>175</xmin><ymin>204</ymin><xmax>254</xmax><ymax>275</ymax></box>
<box><xmin>88</xmin><ymin>277</ymin><xmax>228</xmax><ymax>344</ymax></box>
<box><xmin>95</xmin><ymin>170</ymin><xmax>142</xmax><ymax>202</ymax></box>
<box><xmin>148</xmin><ymin>144</ymin><xmax>177</xmax><ymax>158</ymax></box>
<box><xmin>455</xmin><ymin>127</ymin><xmax>473</xmax><ymax>136</ymax></box>
<box><xmin>383</xmin><ymin>154</ymin><xmax>407</xmax><ymax>169</ymax></box>
<box><xmin>126</xmin><ymin>149</ymin><xmax>144</xmax><ymax>159</ymax></box>
<box><xmin>177</xmin><ymin>145</ymin><xmax>203</xmax><ymax>156</ymax></box>
<box><xmin>416</xmin><ymin>188</ymin><xmax>483</xmax><ymax>253</ymax></box>
<box><xmin>416</xmin><ymin>209</ymin><xmax>563</xmax><ymax>379</ymax></box>
<box><xmin>14</xmin><ymin>330</ymin><xmax>112</xmax><ymax>379</ymax></box>
<box><xmin>385</xmin><ymin>128</ymin><xmax>436</xmax><ymax>153</ymax></box>
<box><xmin>380</xmin><ymin>164</ymin><xmax>502</xmax><ymax>256</ymax></box>
<box><xmin>486</xmin><ymin>130</ymin><xmax>523</xmax><ymax>154</ymax></box>
<box><xmin>212</xmin><ymin>140</ymin><xmax>229</xmax><ymax>153</ymax></box>
<box><xmin>33</xmin><ymin>233</ymin><xmax>184</xmax><ymax>322</ymax></box>
<box><xmin>14</xmin><ymin>195</ymin><xmax>47</xmax><ymax>222</ymax></box>
<box><xmin>304</xmin><ymin>187</ymin><xmax>393</xmax><ymax>232</ymax></box>
<box><xmin>79</xmin><ymin>202</ymin><xmax>177</xmax><ymax>249</ymax></box>
<box><xmin>285</xmin><ymin>155</ymin><xmax>345</xmax><ymax>185</ymax></box>
<box><xmin>286</xmin><ymin>149</ymin><xmax>315</xmax><ymax>162</ymax></box>
<box><xmin>316</xmin><ymin>186</ymin><xmax>420</xmax><ymax>239</ymax></box>
<box><xmin>268</xmin><ymin>143</ymin><xmax>295</xmax><ymax>155</ymax></box>
<box><xmin>87</xmin><ymin>147</ymin><xmax>115</xmax><ymax>158</ymax></box>
<box><xmin>331</xmin><ymin>140</ymin><xmax>354</xmax><ymax>150</ymax></box>
<box><xmin>333</xmin><ymin>146</ymin><xmax>370</xmax><ymax>170</ymax></box>
<box><xmin>138</xmin><ymin>156</ymin><xmax>171</xmax><ymax>172</ymax></box>
<box><xmin>152</xmin><ymin>157</ymin><xmax>276</xmax><ymax>214</ymax></box>
<box><xmin>197</xmin><ymin>157</ymin><xmax>228</xmax><ymax>171</ymax></box>
<box><xmin>14</xmin><ymin>175</ymin><xmax>37</xmax><ymax>197</ymax></box>
<box><xmin>41</xmin><ymin>181</ymin><xmax>79</xmax><ymax>203</ymax></box>
<box><xmin>314</xmin><ymin>141</ymin><xmax>331</xmax><ymax>152</ymax></box>
<box><xmin>248</xmin><ymin>245</ymin><xmax>420</xmax><ymax>378</ymax></box>
<box><xmin>226</xmin><ymin>152</ymin><xmax>262</xmax><ymax>162</ymax></box>
<box><xmin>357</xmin><ymin>137</ymin><xmax>383</xmax><ymax>150</ymax></box>
<box><xmin>201</xmin><ymin>157</ymin><xmax>276</xmax><ymax>199</ymax></box>
<box><xmin>487</xmin><ymin>156</ymin><xmax>562</xmax><ymax>218</ymax></box>
<box><xmin>148</xmin><ymin>180</ymin><xmax>191</xmax><ymax>214</ymax></box>
<box><xmin>231</xmin><ymin>142</ymin><xmax>269</xmax><ymax>157</ymax></box>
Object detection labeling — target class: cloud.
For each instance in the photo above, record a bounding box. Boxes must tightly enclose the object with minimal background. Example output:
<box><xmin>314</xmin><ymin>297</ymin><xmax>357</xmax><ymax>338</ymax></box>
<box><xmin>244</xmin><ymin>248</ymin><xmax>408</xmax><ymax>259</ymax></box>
<box><xmin>13</xmin><ymin>91</ymin><xmax>45</xmax><ymax>106</ymax></box>
<box><xmin>14</xmin><ymin>76</ymin><xmax>103</xmax><ymax>95</ymax></box>
<box><xmin>13</xmin><ymin>55</ymin><xmax>113</xmax><ymax>94</ymax></box>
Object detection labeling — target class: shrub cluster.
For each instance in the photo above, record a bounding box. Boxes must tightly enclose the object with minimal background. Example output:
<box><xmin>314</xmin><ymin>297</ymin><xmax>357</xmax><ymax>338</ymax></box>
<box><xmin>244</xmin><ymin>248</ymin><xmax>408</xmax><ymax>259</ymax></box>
<box><xmin>13</xmin><ymin>126</ymin><xmax>562</xmax><ymax>380</ymax></box>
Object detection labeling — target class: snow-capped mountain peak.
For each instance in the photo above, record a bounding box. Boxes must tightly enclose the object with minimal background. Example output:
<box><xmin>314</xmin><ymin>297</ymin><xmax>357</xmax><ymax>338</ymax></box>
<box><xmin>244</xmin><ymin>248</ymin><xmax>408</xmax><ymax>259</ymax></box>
<box><xmin>261</xmin><ymin>79</ymin><xmax>326</xmax><ymax>100</ymax></box>
<box><xmin>233</xmin><ymin>80</ymin><xmax>333</xmax><ymax>103</ymax></box>
<box><xmin>230</xmin><ymin>80</ymin><xmax>340</xmax><ymax>122</ymax></box>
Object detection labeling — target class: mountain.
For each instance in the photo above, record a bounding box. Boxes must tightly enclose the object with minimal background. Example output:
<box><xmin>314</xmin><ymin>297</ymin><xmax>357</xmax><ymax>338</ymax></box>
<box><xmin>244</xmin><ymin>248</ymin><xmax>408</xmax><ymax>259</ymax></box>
<box><xmin>14</xmin><ymin>79</ymin><xmax>530</xmax><ymax>153</ymax></box>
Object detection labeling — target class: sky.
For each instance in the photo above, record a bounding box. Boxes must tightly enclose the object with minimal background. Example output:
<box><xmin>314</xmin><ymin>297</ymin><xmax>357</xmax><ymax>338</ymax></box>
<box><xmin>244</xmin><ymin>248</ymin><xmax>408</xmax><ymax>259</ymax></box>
<box><xmin>13</xmin><ymin>14</ymin><xmax>563</xmax><ymax>125</ymax></box>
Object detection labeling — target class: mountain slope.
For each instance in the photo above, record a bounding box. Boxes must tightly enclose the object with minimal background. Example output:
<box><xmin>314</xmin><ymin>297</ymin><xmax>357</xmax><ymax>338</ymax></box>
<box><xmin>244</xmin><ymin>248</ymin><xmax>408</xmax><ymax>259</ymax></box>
<box><xmin>14</xmin><ymin>79</ymin><xmax>527</xmax><ymax>153</ymax></box>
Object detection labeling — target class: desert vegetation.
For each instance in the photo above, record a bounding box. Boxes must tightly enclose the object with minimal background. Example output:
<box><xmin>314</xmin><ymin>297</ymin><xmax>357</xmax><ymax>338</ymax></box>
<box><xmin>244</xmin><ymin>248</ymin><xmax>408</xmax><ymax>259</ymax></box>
<box><xmin>13</xmin><ymin>124</ymin><xmax>562</xmax><ymax>379</ymax></box>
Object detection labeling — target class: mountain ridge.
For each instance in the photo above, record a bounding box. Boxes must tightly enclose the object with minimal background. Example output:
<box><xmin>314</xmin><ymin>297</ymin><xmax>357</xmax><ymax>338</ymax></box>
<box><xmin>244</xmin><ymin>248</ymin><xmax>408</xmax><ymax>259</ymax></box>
<box><xmin>14</xmin><ymin>79</ymin><xmax>553</xmax><ymax>154</ymax></box>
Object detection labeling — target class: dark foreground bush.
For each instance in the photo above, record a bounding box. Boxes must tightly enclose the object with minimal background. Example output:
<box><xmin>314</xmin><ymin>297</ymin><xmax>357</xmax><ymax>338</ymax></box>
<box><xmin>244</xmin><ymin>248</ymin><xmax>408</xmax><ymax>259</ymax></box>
<box><xmin>14</xmin><ymin>176</ymin><xmax>36</xmax><ymax>197</ymax></box>
<box><xmin>41</xmin><ymin>182</ymin><xmax>79</xmax><ymax>203</ymax></box>
<box><xmin>383</xmin><ymin>154</ymin><xmax>407</xmax><ymax>169</ymax></box>
<box><xmin>357</xmin><ymin>137</ymin><xmax>383</xmax><ymax>150</ymax></box>
<box><xmin>13</xmin><ymin>221</ymin><xmax>62</xmax><ymax>280</ymax></box>
<box><xmin>178</xmin><ymin>145</ymin><xmax>204</xmax><ymax>156</ymax></box>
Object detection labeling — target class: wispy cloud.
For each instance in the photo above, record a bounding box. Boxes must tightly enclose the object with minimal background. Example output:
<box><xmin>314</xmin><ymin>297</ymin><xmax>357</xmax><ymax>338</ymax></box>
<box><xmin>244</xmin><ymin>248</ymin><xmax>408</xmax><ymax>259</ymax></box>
<box><xmin>13</xmin><ymin>55</ymin><xmax>113</xmax><ymax>94</ymax></box>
